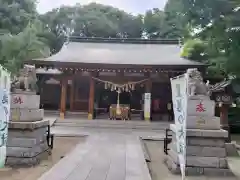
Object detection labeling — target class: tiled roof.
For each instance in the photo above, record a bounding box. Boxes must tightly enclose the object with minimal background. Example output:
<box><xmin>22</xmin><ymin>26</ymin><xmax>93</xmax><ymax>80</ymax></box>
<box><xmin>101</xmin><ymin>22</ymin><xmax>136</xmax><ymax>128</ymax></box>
<box><xmin>33</xmin><ymin>38</ymin><xmax>204</xmax><ymax>66</ymax></box>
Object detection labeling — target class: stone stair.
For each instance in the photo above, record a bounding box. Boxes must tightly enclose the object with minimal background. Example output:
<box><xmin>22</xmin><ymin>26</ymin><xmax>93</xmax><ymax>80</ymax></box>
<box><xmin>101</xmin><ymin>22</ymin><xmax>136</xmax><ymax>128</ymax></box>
<box><xmin>54</xmin><ymin>119</ymin><xmax>170</xmax><ymax>130</ymax></box>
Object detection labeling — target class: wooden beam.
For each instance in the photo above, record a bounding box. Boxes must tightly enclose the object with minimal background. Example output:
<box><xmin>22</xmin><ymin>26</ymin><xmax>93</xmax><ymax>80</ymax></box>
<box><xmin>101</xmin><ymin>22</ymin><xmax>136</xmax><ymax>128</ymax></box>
<box><xmin>60</xmin><ymin>78</ymin><xmax>67</xmax><ymax>119</ymax></box>
<box><xmin>88</xmin><ymin>76</ymin><xmax>95</xmax><ymax>120</ymax></box>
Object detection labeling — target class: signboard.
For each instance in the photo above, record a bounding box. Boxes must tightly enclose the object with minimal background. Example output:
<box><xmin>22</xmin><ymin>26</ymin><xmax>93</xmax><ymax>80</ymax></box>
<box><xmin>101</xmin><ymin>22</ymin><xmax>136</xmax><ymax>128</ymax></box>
<box><xmin>0</xmin><ymin>66</ymin><xmax>11</xmax><ymax>168</ymax></box>
<box><xmin>170</xmin><ymin>74</ymin><xmax>188</xmax><ymax>180</ymax></box>
<box><xmin>215</xmin><ymin>94</ymin><xmax>232</xmax><ymax>104</ymax></box>
<box><xmin>144</xmin><ymin>93</ymin><xmax>151</xmax><ymax>120</ymax></box>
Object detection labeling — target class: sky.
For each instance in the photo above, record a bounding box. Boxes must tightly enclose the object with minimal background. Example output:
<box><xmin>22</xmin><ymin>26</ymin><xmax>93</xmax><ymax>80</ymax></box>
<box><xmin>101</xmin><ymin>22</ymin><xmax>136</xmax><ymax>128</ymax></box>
<box><xmin>37</xmin><ymin>0</ymin><xmax>168</xmax><ymax>14</ymax></box>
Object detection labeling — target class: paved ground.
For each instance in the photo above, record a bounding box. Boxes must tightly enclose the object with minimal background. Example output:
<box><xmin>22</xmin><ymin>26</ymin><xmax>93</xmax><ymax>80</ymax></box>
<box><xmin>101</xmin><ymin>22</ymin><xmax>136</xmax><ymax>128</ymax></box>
<box><xmin>51</xmin><ymin>126</ymin><xmax>165</xmax><ymax>140</ymax></box>
<box><xmin>38</xmin><ymin>134</ymin><xmax>151</xmax><ymax>180</ymax></box>
<box><xmin>44</xmin><ymin>117</ymin><xmax>239</xmax><ymax>180</ymax></box>
<box><xmin>51</xmin><ymin>117</ymin><xmax>168</xmax><ymax>140</ymax></box>
<box><xmin>1</xmin><ymin>137</ymin><xmax>85</xmax><ymax>180</ymax></box>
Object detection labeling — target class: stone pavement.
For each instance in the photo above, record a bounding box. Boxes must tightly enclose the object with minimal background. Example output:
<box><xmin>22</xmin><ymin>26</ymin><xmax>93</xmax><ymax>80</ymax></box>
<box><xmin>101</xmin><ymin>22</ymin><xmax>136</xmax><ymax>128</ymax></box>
<box><xmin>52</xmin><ymin>118</ymin><xmax>169</xmax><ymax>140</ymax></box>
<box><xmin>44</xmin><ymin>116</ymin><xmax>57</xmax><ymax>126</ymax></box>
<box><xmin>38</xmin><ymin>134</ymin><xmax>151</xmax><ymax>180</ymax></box>
<box><xmin>51</xmin><ymin>126</ymin><xmax>165</xmax><ymax>140</ymax></box>
<box><xmin>163</xmin><ymin>177</ymin><xmax>237</xmax><ymax>180</ymax></box>
<box><xmin>54</xmin><ymin>118</ymin><xmax>170</xmax><ymax>130</ymax></box>
<box><xmin>41</xmin><ymin>117</ymin><xmax>239</xmax><ymax>180</ymax></box>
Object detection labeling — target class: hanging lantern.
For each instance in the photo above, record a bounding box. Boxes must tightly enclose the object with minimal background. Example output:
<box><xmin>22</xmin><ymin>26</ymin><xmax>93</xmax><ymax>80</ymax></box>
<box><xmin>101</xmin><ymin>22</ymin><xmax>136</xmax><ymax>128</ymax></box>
<box><xmin>104</xmin><ymin>82</ymin><xmax>108</xmax><ymax>89</ymax></box>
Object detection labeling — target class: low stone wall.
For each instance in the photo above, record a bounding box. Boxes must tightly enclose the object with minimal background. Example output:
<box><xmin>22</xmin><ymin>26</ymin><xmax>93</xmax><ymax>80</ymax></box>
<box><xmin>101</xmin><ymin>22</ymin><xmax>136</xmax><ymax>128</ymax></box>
<box><xmin>164</xmin><ymin>124</ymin><xmax>234</xmax><ymax>176</ymax></box>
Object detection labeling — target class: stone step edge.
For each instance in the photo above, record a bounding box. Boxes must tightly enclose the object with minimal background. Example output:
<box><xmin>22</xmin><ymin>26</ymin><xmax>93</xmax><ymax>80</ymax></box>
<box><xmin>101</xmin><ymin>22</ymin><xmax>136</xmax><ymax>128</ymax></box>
<box><xmin>164</xmin><ymin>155</ymin><xmax>234</xmax><ymax>177</ymax></box>
<box><xmin>7</xmin><ymin>143</ymin><xmax>49</xmax><ymax>158</ymax></box>
<box><xmin>54</xmin><ymin>123</ymin><xmax>167</xmax><ymax>129</ymax></box>
<box><xmin>10</xmin><ymin>119</ymin><xmax>44</xmax><ymax>122</ymax></box>
<box><xmin>6</xmin><ymin>150</ymin><xmax>50</xmax><ymax>167</ymax></box>
<box><xmin>8</xmin><ymin>120</ymin><xmax>50</xmax><ymax>130</ymax></box>
<box><xmin>168</xmin><ymin>149</ymin><xmax>228</xmax><ymax>168</ymax></box>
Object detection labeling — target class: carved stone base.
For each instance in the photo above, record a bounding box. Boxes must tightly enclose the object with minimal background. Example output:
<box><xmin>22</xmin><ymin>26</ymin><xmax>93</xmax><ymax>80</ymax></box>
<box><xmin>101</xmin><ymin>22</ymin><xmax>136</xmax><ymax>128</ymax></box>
<box><xmin>11</xmin><ymin>93</ymin><xmax>40</xmax><ymax>109</ymax></box>
<box><xmin>165</xmin><ymin>124</ymin><xmax>234</xmax><ymax>176</ymax></box>
<box><xmin>8</xmin><ymin>119</ymin><xmax>49</xmax><ymax>130</ymax></box>
<box><xmin>7</xmin><ymin>120</ymin><xmax>50</xmax><ymax>167</ymax></box>
<box><xmin>187</xmin><ymin>98</ymin><xmax>215</xmax><ymax>117</ymax></box>
<box><xmin>6</xmin><ymin>151</ymin><xmax>50</xmax><ymax>167</ymax></box>
<box><xmin>10</xmin><ymin>108</ymin><xmax>44</xmax><ymax>122</ymax></box>
<box><xmin>12</xmin><ymin>89</ymin><xmax>36</xmax><ymax>95</ymax></box>
<box><xmin>7</xmin><ymin>142</ymin><xmax>48</xmax><ymax>157</ymax></box>
<box><xmin>164</xmin><ymin>155</ymin><xmax>234</xmax><ymax>177</ymax></box>
<box><xmin>186</xmin><ymin>115</ymin><xmax>221</xmax><ymax>130</ymax></box>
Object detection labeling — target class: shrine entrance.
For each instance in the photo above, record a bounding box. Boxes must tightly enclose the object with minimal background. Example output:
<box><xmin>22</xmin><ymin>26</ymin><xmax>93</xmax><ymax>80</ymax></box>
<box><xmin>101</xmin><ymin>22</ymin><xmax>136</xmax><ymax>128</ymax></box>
<box><xmin>93</xmin><ymin>77</ymin><xmax>145</xmax><ymax>120</ymax></box>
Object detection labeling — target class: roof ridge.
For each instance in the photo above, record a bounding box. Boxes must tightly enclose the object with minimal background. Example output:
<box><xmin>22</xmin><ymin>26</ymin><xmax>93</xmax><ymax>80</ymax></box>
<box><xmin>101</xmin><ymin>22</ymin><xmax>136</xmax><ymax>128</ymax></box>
<box><xmin>67</xmin><ymin>36</ymin><xmax>181</xmax><ymax>45</ymax></box>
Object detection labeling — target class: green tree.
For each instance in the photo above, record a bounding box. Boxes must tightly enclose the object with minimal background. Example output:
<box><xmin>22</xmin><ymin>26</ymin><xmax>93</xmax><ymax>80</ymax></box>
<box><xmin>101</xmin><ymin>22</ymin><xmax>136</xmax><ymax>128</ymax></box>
<box><xmin>0</xmin><ymin>0</ymin><xmax>51</xmax><ymax>73</ymax></box>
<box><xmin>162</xmin><ymin>0</ymin><xmax>187</xmax><ymax>39</ymax></box>
<box><xmin>143</xmin><ymin>8</ymin><xmax>165</xmax><ymax>38</ymax></box>
<box><xmin>180</xmin><ymin>0</ymin><xmax>240</xmax><ymax>78</ymax></box>
<box><xmin>180</xmin><ymin>0</ymin><xmax>236</xmax><ymax>28</ymax></box>
<box><xmin>143</xmin><ymin>1</ymin><xmax>188</xmax><ymax>39</ymax></box>
<box><xmin>181</xmin><ymin>39</ymin><xmax>207</xmax><ymax>61</ymax></box>
<box><xmin>40</xmin><ymin>3</ymin><xmax>144</xmax><ymax>53</ymax></box>
<box><xmin>0</xmin><ymin>21</ymin><xmax>50</xmax><ymax>74</ymax></box>
<box><xmin>0</xmin><ymin>0</ymin><xmax>37</xmax><ymax>34</ymax></box>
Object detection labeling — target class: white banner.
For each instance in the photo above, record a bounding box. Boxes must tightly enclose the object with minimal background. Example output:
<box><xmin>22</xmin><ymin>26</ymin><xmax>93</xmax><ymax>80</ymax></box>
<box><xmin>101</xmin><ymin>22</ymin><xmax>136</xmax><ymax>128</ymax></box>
<box><xmin>144</xmin><ymin>93</ymin><xmax>151</xmax><ymax>120</ymax></box>
<box><xmin>170</xmin><ymin>74</ymin><xmax>188</xmax><ymax>180</ymax></box>
<box><xmin>0</xmin><ymin>66</ymin><xmax>11</xmax><ymax>168</ymax></box>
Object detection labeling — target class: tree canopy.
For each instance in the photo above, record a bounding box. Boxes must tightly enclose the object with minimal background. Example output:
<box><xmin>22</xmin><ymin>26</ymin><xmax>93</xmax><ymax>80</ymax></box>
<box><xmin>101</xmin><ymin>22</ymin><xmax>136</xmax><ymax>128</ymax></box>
<box><xmin>0</xmin><ymin>21</ymin><xmax>50</xmax><ymax>74</ymax></box>
<box><xmin>39</xmin><ymin>3</ymin><xmax>145</xmax><ymax>53</ymax></box>
<box><xmin>0</xmin><ymin>0</ymin><xmax>50</xmax><ymax>74</ymax></box>
<box><xmin>179</xmin><ymin>0</ymin><xmax>240</xmax><ymax>78</ymax></box>
<box><xmin>0</xmin><ymin>0</ymin><xmax>239</xmax><ymax>79</ymax></box>
<box><xmin>0</xmin><ymin>0</ymin><xmax>37</xmax><ymax>34</ymax></box>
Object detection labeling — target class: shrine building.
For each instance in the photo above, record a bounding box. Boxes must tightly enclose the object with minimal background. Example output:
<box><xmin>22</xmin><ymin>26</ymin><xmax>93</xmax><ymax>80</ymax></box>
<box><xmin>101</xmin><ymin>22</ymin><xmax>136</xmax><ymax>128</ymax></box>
<box><xmin>26</xmin><ymin>37</ymin><xmax>205</xmax><ymax>121</ymax></box>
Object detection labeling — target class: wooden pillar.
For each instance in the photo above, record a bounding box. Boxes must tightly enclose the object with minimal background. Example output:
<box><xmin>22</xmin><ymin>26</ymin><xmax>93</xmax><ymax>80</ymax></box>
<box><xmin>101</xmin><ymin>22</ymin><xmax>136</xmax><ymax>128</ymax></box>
<box><xmin>70</xmin><ymin>78</ymin><xmax>74</xmax><ymax>111</ymax></box>
<box><xmin>145</xmin><ymin>80</ymin><xmax>152</xmax><ymax>93</ymax></box>
<box><xmin>88</xmin><ymin>76</ymin><xmax>95</xmax><ymax>120</ymax></box>
<box><xmin>220</xmin><ymin>105</ymin><xmax>231</xmax><ymax>142</ymax></box>
<box><xmin>60</xmin><ymin>78</ymin><xmax>67</xmax><ymax>119</ymax></box>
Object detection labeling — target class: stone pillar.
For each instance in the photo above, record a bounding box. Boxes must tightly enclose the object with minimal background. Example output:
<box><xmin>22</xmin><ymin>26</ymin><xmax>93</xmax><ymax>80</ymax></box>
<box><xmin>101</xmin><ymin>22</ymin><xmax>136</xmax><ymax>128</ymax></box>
<box><xmin>60</xmin><ymin>78</ymin><xmax>67</xmax><ymax>119</ymax></box>
<box><xmin>164</xmin><ymin>95</ymin><xmax>234</xmax><ymax>176</ymax></box>
<box><xmin>88</xmin><ymin>76</ymin><xmax>95</xmax><ymax>120</ymax></box>
<box><xmin>8</xmin><ymin>90</ymin><xmax>50</xmax><ymax>166</ymax></box>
